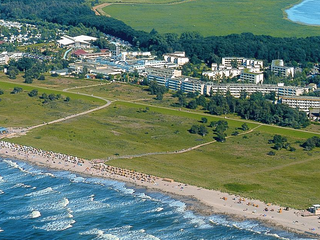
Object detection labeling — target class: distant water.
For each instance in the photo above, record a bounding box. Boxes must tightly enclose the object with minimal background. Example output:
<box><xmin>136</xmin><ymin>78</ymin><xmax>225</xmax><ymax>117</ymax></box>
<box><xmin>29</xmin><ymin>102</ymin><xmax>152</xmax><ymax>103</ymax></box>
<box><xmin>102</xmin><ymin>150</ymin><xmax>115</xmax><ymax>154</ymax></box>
<box><xmin>286</xmin><ymin>0</ymin><xmax>320</xmax><ymax>26</ymax></box>
<box><xmin>0</xmin><ymin>157</ymin><xmax>313</xmax><ymax>240</ymax></box>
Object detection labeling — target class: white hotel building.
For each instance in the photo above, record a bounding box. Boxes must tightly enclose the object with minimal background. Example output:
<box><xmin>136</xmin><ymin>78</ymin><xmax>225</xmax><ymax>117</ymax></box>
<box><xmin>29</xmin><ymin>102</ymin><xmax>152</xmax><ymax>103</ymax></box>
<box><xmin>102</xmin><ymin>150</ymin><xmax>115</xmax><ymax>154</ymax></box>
<box><xmin>280</xmin><ymin>96</ymin><xmax>320</xmax><ymax>112</ymax></box>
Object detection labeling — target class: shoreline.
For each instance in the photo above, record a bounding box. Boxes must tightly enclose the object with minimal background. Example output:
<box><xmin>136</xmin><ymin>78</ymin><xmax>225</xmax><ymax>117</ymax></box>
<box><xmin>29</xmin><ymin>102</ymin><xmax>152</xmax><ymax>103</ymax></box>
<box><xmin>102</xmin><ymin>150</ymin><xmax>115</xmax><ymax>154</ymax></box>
<box><xmin>0</xmin><ymin>141</ymin><xmax>319</xmax><ymax>238</ymax></box>
<box><xmin>283</xmin><ymin>0</ymin><xmax>320</xmax><ymax>27</ymax></box>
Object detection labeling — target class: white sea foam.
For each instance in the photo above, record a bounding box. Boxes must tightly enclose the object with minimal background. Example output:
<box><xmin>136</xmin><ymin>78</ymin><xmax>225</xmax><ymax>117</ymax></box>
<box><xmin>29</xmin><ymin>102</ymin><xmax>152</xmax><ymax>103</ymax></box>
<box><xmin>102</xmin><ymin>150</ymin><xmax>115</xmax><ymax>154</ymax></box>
<box><xmin>30</xmin><ymin>210</ymin><xmax>41</xmax><ymax>219</ymax></box>
<box><xmin>36</xmin><ymin>219</ymin><xmax>76</xmax><ymax>231</ymax></box>
<box><xmin>60</xmin><ymin>198</ymin><xmax>69</xmax><ymax>207</ymax></box>
<box><xmin>0</xmin><ymin>190</ymin><xmax>3</xmax><ymax>194</ymax></box>
<box><xmin>0</xmin><ymin>228</ymin><xmax>3</xmax><ymax>233</ymax></box>
<box><xmin>25</xmin><ymin>187</ymin><xmax>54</xmax><ymax>197</ymax></box>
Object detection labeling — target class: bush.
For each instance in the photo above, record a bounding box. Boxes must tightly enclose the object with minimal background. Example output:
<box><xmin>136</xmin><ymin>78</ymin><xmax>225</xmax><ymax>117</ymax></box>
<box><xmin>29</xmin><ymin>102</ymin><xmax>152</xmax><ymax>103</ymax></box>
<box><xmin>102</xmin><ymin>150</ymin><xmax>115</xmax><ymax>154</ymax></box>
<box><xmin>267</xmin><ymin>151</ymin><xmax>276</xmax><ymax>156</ymax></box>
<box><xmin>38</xmin><ymin>75</ymin><xmax>45</xmax><ymax>80</ymax></box>
<box><xmin>10</xmin><ymin>87</ymin><xmax>23</xmax><ymax>94</ymax></box>
<box><xmin>28</xmin><ymin>89</ymin><xmax>38</xmax><ymax>97</ymax></box>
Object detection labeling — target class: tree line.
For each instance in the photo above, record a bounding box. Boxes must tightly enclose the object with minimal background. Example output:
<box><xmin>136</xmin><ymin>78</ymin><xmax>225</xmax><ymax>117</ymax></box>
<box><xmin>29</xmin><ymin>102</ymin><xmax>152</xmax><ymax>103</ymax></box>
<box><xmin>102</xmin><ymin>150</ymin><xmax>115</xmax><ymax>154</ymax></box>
<box><xmin>173</xmin><ymin>90</ymin><xmax>310</xmax><ymax>129</ymax></box>
<box><xmin>1</xmin><ymin>0</ymin><xmax>320</xmax><ymax>65</ymax></box>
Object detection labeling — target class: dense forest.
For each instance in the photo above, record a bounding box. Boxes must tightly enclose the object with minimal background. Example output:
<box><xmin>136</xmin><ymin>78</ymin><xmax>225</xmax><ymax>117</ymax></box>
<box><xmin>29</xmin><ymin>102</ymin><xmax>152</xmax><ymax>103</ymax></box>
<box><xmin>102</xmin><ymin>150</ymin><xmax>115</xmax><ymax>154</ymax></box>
<box><xmin>1</xmin><ymin>0</ymin><xmax>320</xmax><ymax>65</ymax></box>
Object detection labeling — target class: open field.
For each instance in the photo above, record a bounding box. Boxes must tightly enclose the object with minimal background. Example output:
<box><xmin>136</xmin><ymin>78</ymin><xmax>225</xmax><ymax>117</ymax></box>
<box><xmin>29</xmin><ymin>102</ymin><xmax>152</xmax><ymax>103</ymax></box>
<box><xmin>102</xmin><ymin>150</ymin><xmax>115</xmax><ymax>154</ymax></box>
<box><xmin>108</xmin><ymin>131</ymin><xmax>320</xmax><ymax>209</ymax></box>
<box><xmin>7</xmin><ymin>101</ymin><xmax>233</xmax><ymax>159</ymax></box>
<box><xmin>3</xmin><ymin>78</ymin><xmax>320</xmax><ymax>208</ymax></box>
<box><xmin>102</xmin><ymin>0</ymin><xmax>320</xmax><ymax>37</ymax></box>
<box><xmin>0</xmin><ymin>73</ymin><xmax>99</xmax><ymax>90</ymax></box>
<box><xmin>8</xmin><ymin>98</ymin><xmax>320</xmax><ymax>208</ymax></box>
<box><xmin>0</xmin><ymin>80</ymin><xmax>104</xmax><ymax>127</ymax></box>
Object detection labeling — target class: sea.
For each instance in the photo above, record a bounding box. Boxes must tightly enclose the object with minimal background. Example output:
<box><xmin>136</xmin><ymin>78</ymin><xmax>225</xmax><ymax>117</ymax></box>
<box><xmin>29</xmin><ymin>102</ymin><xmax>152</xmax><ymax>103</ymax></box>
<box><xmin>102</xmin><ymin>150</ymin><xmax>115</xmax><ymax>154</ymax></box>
<box><xmin>286</xmin><ymin>0</ymin><xmax>320</xmax><ymax>26</ymax></box>
<box><xmin>0</xmin><ymin>157</ymin><xmax>314</xmax><ymax>240</ymax></box>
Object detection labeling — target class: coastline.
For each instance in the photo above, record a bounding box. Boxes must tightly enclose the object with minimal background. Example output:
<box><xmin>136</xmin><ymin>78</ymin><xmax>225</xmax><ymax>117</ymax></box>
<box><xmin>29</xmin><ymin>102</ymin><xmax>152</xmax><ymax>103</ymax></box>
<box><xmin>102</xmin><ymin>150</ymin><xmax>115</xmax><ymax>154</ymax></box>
<box><xmin>283</xmin><ymin>0</ymin><xmax>320</xmax><ymax>27</ymax></box>
<box><xmin>0</xmin><ymin>141</ymin><xmax>319</xmax><ymax>238</ymax></box>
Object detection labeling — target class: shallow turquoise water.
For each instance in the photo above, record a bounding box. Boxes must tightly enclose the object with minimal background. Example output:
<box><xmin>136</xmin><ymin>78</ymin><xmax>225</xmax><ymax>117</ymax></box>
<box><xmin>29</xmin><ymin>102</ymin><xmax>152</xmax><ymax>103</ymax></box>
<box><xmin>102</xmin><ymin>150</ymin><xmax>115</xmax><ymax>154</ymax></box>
<box><xmin>286</xmin><ymin>0</ymin><xmax>320</xmax><ymax>26</ymax></box>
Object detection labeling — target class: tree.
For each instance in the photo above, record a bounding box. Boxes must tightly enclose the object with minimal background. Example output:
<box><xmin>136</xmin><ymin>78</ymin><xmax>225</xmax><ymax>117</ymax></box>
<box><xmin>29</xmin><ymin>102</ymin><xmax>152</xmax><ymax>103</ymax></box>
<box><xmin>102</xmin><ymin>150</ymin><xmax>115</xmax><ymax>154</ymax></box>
<box><xmin>241</xmin><ymin>123</ymin><xmax>249</xmax><ymax>131</ymax></box>
<box><xmin>65</xmin><ymin>96</ymin><xmax>71</xmax><ymax>102</ymax></box>
<box><xmin>189</xmin><ymin>125</ymin><xmax>199</xmax><ymax>134</ymax></box>
<box><xmin>187</xmin><ymin>100</ymin><xmax>198</xmax><ymax>109</ymax></box>
<box><xmin>24</xmin><ymin>75</ymin><xmax>33</xmax><ymax>84</ymax></box>
<box><xmin>7</xmin><ymin>66</ymin><xmax>19</xmax><ymax>79</ymax></box>
<box><xmin>201</xmin><ymin>117</ymin><xmax>208</xmax><ymax>124</ymax></box>
<box><xmin>38</xmin><ymin>75</ymin><xmax>45</xmax><ymax>80</ymax></box>
<box><xmin>156</xmin><ymin>92</ymin><xmax>163</xmax><ymax>100</ymax></box>
<box><xmin>48</xmin><ymin>93</ymin><xmax>56</xmax><ymax>101</ymax></box>
<box><xmin>11</xmin><ymin>87</ymin><xmax>23</xmax><ymax>94</ymax></box>
<box><xmin>198</xmin><ymin>125</ymin><xmax>208</xmax><ymax>136</ymax></box>
<box><xmin>0</xmin><ymin>89</ymin><xmax>4</xmax><ymax>95</ymax></box>
<box><xmin>28</xmin><ymin>89</ymin><xmax>38</xmax><ymax>97</ymax></box>
<box><xmin>216</xmin><ymin>131</ymin><xmax>227</xmax><ymax>142</ymax></box>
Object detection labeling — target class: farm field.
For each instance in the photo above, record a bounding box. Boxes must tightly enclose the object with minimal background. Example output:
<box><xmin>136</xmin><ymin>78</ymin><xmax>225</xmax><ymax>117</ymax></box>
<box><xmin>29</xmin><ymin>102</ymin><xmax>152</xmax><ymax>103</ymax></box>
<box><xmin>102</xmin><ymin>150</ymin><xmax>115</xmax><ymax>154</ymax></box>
<box><xmin>102</xmin><ymin>0</ymin><xmax>320</xmax><ymax>37</ymax></box>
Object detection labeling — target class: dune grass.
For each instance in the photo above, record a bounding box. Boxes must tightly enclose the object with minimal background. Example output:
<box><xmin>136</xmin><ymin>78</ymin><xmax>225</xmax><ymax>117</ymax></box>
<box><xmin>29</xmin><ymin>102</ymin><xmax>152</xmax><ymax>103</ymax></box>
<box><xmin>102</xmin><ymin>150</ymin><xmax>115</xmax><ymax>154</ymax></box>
<box><xmin>0</xmin><ymin>80</ymin><xmax>104</xmax><ymax>127</ymax></box>
<box><xmin>102</xmin><ymin>0</ymin><xmax>320</xmax><ymax>37</ymax></box>
<box><xmin>8</xmin><ymin>101</ymin><xmax>228</xmax><ymax>159</ymax></box>
<box><xmin>3</xmin><ymin>78</ymin><xmax>320</xmax><ymax>209</ymax></box>
<box><xmin>108</xmin><ymin>130</ymin><xmax>320</xmax><ymax>209</ymax></box>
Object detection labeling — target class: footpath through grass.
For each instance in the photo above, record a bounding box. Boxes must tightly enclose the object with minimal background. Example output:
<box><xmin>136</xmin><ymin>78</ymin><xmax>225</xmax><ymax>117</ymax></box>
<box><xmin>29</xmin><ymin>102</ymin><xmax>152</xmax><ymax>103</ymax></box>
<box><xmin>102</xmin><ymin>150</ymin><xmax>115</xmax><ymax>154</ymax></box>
<box><xmin>0</xmin><ymin>80</ymin><xmax>105</xmax><ymax>127</ymax></box>
<box><xmin>3</xmin><ymin>79</ymin><xmax>320</xmax><ymax>209</ymax></box>
<box><xmin>103</xmin><ymin>0</ymin><xmax>320</xmax><ymax>37</ymax></box>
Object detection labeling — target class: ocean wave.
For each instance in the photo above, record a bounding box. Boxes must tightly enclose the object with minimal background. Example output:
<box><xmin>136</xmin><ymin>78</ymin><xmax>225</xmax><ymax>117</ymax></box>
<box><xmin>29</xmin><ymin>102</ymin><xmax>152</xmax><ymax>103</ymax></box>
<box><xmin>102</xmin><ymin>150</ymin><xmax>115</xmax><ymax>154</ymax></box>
<box><xmin>30</xmin><ymin>210</ymin><xmax>41</xmax><ymax>219</ymax></box>
<box><xmin>24</xmin><ymin>187</ymin><xmax>55</xmax><ymax>197</ymax></box>
<box><xmin>35</xmin><ymin>219</ymin><xmax>76</xmax><ymax>231</ymax></box>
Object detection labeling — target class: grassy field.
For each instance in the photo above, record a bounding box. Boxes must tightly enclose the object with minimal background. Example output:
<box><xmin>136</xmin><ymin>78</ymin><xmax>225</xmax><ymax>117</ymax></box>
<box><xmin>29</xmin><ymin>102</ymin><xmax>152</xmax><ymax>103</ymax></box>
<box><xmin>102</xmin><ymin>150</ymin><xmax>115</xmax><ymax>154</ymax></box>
<box><xmin>8</xmin><ymin>101</ymin><xmax>235</xmax><ymax>159</ymax></box>
<box><xmin>0</xmin><ymin>80</ymin><xmax>104</xmax><ymax>127</ymax></box>
<box><xmin>108</xmin><ymin>131</ymin><xmax>320</xmax><ymax>209</ymax></box>
<box><xmin>8</xmin><ymin>99</ymin><xmax>320</xmax><ymax>208</ymax></box>
<box><xmin>102</xmin><ymin>0</ymin><xmax>320</xmax><ymax>37</ymax></box>
<box><xmin>0</xmin><ymin>73</ymin><xmax>99</xmax><ymax>91</ymax></box>
<box><xmin>3</xmin><ymin>77</ymin><xmax>320</xmax><ymax>209</ymax></box>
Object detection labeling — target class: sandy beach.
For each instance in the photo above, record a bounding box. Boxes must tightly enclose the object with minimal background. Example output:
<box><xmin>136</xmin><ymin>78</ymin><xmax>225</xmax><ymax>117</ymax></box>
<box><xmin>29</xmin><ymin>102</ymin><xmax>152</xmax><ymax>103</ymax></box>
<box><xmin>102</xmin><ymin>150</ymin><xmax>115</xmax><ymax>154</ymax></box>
<box><xmin>0</xmin><ymin>141</ymin><xmax>319</xmax><ymax>238</ymax></box>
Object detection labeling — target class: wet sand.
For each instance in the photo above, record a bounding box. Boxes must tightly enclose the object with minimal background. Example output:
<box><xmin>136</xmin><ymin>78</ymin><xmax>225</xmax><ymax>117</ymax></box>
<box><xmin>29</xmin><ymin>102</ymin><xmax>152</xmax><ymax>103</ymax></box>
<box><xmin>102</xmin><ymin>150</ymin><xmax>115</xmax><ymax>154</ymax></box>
<box><xmin>0</xmin><ymin>141</ymin><xmax>319</xmax><ymax>238</ymax></box>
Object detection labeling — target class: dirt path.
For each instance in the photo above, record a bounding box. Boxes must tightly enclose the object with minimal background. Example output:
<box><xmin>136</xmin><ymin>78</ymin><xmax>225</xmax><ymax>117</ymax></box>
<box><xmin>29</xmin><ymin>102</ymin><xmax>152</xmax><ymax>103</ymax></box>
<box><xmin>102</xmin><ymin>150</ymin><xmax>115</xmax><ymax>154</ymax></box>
<box><xmin>92</xmin><ymin>0</ymin><xmax>195</xmax><ymax>17</ymax></box>
<box><xmin>92</xmin><ymin>3</ymin><xmax>111</xmax><ymax>16</ymax></box>
<box><xmin>105</xmin><ymin>125</ymin><xmax>263</xmax><ymax>161</ymax></box>
<box><xmin>5</xmin><ymin>84</ymin><xmax>113</xmax><ymax>138</ymax></box>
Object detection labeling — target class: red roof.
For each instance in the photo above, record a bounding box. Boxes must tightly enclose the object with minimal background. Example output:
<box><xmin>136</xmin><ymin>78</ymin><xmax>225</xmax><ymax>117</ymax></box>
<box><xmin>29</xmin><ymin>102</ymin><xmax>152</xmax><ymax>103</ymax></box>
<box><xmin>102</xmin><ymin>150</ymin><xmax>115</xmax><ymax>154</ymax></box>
<box><xmin>73</xmin><ymin>49</ymin><xmax>87</xmax><ymax>56</ymax></box>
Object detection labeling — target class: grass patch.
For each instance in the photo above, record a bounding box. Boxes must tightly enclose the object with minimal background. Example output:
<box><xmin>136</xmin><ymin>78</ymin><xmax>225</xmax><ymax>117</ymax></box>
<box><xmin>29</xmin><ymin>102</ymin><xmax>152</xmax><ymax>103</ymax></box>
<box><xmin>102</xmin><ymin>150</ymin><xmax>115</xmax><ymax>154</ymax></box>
<box><xmin>0</xmin><ymin>80</ymin><xmax>104</xmax><ymax>127</ymax></box>
<box><xmin>102</xmin><ymin>0</ymin><xmax>320</xmax><ymax>37</ymax></box>
<box><xmin>224</xmin><ymin>183</ymin><xmax>261</xmax><ymax>193</ymax></box>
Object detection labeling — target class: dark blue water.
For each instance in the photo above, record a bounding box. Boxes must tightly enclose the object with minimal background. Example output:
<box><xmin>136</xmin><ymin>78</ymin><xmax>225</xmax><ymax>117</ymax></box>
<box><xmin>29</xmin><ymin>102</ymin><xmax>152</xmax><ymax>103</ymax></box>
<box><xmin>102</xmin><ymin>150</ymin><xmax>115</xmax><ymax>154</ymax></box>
<box><xmin>0</xmin><ymin>157</ymin><xmax>313</xmax><ymax>239</ymax></box>
<box><xmin>286</xmin><ymin>0</ymin><xmax>320</xmax><ymax>26</ymax></box>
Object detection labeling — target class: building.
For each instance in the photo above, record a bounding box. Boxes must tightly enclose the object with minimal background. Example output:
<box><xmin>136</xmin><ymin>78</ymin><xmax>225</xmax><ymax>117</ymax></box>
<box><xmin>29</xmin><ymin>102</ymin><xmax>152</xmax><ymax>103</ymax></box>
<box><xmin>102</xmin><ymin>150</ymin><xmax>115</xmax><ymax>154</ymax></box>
<box><xmin>163</xmin><ymin>51</ymin><xmax>189</xmax><ymax>66</ymax></box>
<box><xmin>147</xmin><ymin>67</ymin><xmax>308</xmax><ymax>98</ymax></box>
<box><xmin>271</xmin><ymin>59</ymin><xmax>294</xmax><ymax>78</ymax></box>
<box><xmin>203</xmin><ymin>57</ymin><xmax>263</xmax><ymax>82</ymax></box>
<box><xmin>240</xmin><ymin>70</ymin><xmax>264</xmax><ymax>84</ymax></box>
<box><xmin>280</xmin><ymin>96</ymin><xmax>320</xmax><ymax>112</ymax></box>
<box><xmin>204</xmin><ymin>83</ymin><xmax>307</xmax><ymax>98</ymax></box>
<box><xmin>57</xmin><ymin>35</ymin><xmax>97</xmax><ymax>49</ymax></box>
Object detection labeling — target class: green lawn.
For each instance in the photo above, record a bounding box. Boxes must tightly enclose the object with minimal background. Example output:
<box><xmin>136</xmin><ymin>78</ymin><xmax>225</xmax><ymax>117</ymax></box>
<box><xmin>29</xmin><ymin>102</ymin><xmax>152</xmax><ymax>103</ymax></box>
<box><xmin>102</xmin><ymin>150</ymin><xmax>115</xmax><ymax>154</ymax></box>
<box><xmin>0</xmin><ymin>81</ymin><xmax>104</xmax><ymax>127</ymax></box>
<box><xmin>102</xmin><ymin>0</ymin><xmax>320</xmax><ymax>37</ymax></box>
